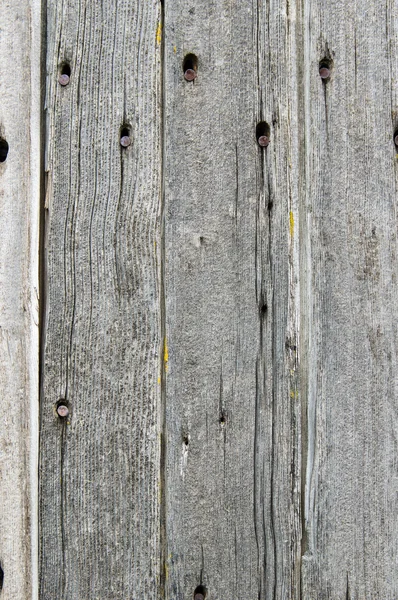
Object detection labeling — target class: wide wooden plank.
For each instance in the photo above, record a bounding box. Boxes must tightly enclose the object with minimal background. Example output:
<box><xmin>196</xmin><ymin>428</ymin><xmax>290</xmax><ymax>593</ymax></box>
<box><xmin>39</xmin><ymin>0</ymin><xmax>162</xmax><ymax>597</ymax></box>
<box><xmin>300</xmin><ymin>0</ymin><xmax>398</xmax><ymax>597</ymax></box>
<box><xmin>163</xmin><ymin>1</ymin><xmax>301</xmax><ymax>597</ymax></box>
<box><xmin>0</xmin><ymin>0</ymin><xmax>41</xmax><ymax>598</ymax></box>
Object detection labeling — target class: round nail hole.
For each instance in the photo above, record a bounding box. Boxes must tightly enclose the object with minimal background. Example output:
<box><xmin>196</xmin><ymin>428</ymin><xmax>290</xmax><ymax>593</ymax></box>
<box><xmin>194</xmin><ymin>585</ymin><xmax>206</xmax><ymax>600</ymax></box>
<box><xmin>120</xmin><ymin>126</ymin><xmax>131</xmax><ymax>148</ymax></box>
<box><xmin>56</xmin><ymin>400</ymin><xmax>69</xmax><ymax>419</ymax></box>
<box><xmin>219</xmin><ymin>413</ymin><xmax>226</xmax><ymax>425</ymax></box>
<box><xmin>256</xmin><ymin>121</ymin><xmax>270</xmax><ymax>148</ymax></box>
<box><xmin>319</xmin><ymin>59</ymin><xmax>332</xmax><ymax>80</ymax></box>
<box><xmin>0</xmin><ymin>139</ymin><xmax>9</xmax><ymax>163</ymax></box>
<box><xmin>59</xmin><ymin>63</ymin><xmax>71</xmax><ymax>86</ymax></box>
<box><xmin>183</xmin><ymin>53</ymin><xmax>198</xmax><ymax>81</ymax></box>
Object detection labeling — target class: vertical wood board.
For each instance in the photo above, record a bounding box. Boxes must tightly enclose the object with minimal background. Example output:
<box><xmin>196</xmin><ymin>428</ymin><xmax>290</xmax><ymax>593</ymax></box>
<box><xmin>0</xmin><ymin>0</ymin><xmax>41</xmax><ymax>598</ymax></box>
<box><xmin>40</xmin><ymin>0</ymin><xmax>162</xmax><ymax>597</ymax></box>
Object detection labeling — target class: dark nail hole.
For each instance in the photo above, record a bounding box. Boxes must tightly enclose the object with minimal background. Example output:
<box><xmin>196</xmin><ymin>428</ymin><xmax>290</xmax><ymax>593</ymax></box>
<box><xmin>256</xmin><ymin>121</ymin><xmax>270</xmax><ymax>148</ymax></box>
<box><xmin>199</xmin><ymin>236</ymin><xmax>204</xmax><ymax>245</ymax></box>
<box><xmin>183</xmin><ymin>435</ymin><xmax>189</xmax><ymax>447</ymax></box>
<box><xmin>194</xmin><ymin>585</ymin><xmax>206</xmax><ymax>600</ymax></box>
<box><xmin>394</xmin><ymin>130</ymin><xmax>398</xmax><ymax>148</ymax></box>
<box><xmin>319</xmin><ymin>58</ymin><xmax>332</xmax><ymax>80</ymax></box>
<box><xmin>61</xmin><ymin>63</ymin><xmax>71</xmax><ymax>77</ymax></box>
<box><xmin>268</xmin><ymin>201</ymin><xmax>273</xmax><ymax>211</ymax></box>
<box><xmin>219</xmin><ymin>412</ymin><xmax>227</xmax><ymax>425</ymax></box>
<box><xmin>56</xmin><ymin>399</ymin><xmax>69</xmax><ymax>419</ymax></box>
<box><xmin>120</xmin><ymin>126</ymin><xmax>131</xmax><ymax>148</ymax></box>
<box><xmin>183</xmin><ymin>53</ymin><xmax>198</xmax><ymax>81</ymax></box>
<box><xmin>0</xmin><ymin>562</ymin><xmax>4</xmax><ymax>591</ymax></box>
<box><xmin>259</xmin><ymin>301</ymin><xmax>268</xmax><ymax>317</ymax></box>
<box><xmin>0</xmin><ymin>139</ymin><xmax>9</xmax><ymax>163</ymax></box>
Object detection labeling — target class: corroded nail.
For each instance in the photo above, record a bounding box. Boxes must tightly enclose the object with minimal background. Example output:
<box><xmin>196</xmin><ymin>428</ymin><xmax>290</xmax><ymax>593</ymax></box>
<box><xmin>258</xmin><ymin>135</ymin><xmax>270</xmax><ymax>147</ymax></box>
<box><xmin>184</xmin><ymin>68</ymin><xmax>197</xmax><ymax>81</ymax></box>
<box><xmin>319</xmin><ymin>66</ymin><xmax>331</xmax><ymax>79</ymax></box>
<box><xmin>59</xmin><ymin>74</ymin><xmax>70</xmax><ymax>86</ymax></box>
<box><xmin>57</xmin><ymin>404</ymin><xmax>69</xmax><ymax>418</ymax></box>
<box><xmin>120</xmin><ymin>136</ymin><xmax>131</xmax><ymax>148</ymax></box>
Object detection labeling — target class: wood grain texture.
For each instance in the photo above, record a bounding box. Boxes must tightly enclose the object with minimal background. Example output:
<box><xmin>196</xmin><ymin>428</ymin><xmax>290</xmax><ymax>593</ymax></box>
<box><xmin>163</xmin><ymin>1</ymin><xmax>301</xmax><ymax>598</ymax></box>
<box><xmin>39</xmin><ymin>0</ymin><xmax>162</xmax><ymax>598</ymax></box>
<box><xmin>0</xmin><ymin>0</ymin><xmax>41</xmax><ymax>598</ymax></box>
<box><xmin>300</xmin><ymin>0</ymin><xmax>398</xmax><ymax>597</ymax></box>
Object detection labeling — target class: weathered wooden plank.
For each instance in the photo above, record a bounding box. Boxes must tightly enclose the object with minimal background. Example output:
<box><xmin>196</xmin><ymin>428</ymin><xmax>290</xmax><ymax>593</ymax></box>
<box><xmin>39</xmin><ymin>0</ymin><xmax>162</xmax><ymax>597</ymax></box>
<box><xmin>300</xmin><ymin>0</ymin><xmax>398</xmax><ymax>597</ymax></box>
<box><xmin>0</xmin><ymin>0</ymin><xmax>41</xmax><ymax>598</ymax></box>
<box><xmin>163</xmin><ymin>2</ymin><xmax>301</xmax><ymax>598</ymax></box>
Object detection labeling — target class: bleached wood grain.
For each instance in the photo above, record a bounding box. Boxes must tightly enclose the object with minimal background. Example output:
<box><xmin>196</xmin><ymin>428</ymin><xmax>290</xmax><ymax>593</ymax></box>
<box><xmin>0</xmin><ymin>0</ymin><xmax>41</xmax><ymax>598</ymax></box>
<box><xmin>40</xmin><ymin>0</ymin><xmax>162</xmax><ymax>597</ymax></box>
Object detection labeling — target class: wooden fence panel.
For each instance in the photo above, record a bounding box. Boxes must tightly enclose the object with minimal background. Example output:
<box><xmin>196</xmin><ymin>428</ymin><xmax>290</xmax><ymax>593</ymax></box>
<box><xmin>39</xmin><ymin>0</ymin><xmax>162</xmax><ymax>598</ymax></box>
<box><xmin>300</xmin><ymin>0</ymin><xmax>398</xmax><ymax>597</ymax></box>
<box><xmin>0</xmin><ymin>0</ymin><xmax>41</xmax><ymax>598</ymax></box>
<box><xmin>163</xmin><ymin>1</ymin><xmax>301</xmax><ymax>598</ymax></box>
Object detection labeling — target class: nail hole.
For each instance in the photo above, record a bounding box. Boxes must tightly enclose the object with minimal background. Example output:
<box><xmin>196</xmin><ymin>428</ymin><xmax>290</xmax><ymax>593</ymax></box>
<box><xmin>394</xmin><ymin>130</ymin><xmax>398</xmax><ymax>148</ymax></box>
<box><xmin>0</xmin><ymin>562</ymin><xmax>4</xmax><ymax>591</ymax></box>
<box><xmin>268</xmin><ymin>201</ymin><xmax>273</xmax><ymax>211</ymax></box>
<box><xmin>256</xmin><ymin>121</ymin><xmax>270</xmax><ymax>148</ymax></box>
<box><xmin>59</xmin><ymin>63</ymin><xmax>71</xmax><ymax>86</ymax></box>
<box><xmin>183</xmin><ymin>435</ymin><xmax>189</xmax><ymax>447</ymax></box>
<box><xmin>194</xmin><ymin>585</ymin><xmax>206</xmax><ymax>600</ymax></box>
<box><xmin>183</xmin><ymin>53</ymin><xmax>198</xmax><ymax>81</ymax></box>
<box><xmin>61</xmin><ymin>63</ymin><xmax>71</xmax><ymax>77</ymax></box>
<box><xmin>219</xmin><ymin>412</ymin><xmax>227</xmax><ymax>425</ymax></box>
<box><xmin>259</xmin><ymin>301</ymin><xmax>268</xmax><ymax>317</ymax></box>
<box><xmin>56</xmin><ymin>400</ymin><xmax>69</xmax><ymax>419</ymax></box>
<box><xmin>319</xmin><ymin>59</ymin><xmax>332</xmax><ymax>80</ymax></box>
<box><xmin>120</xmin><ymin>126</ymin><xmax>131</xmax><ymax>148</ymax></box>
<box><xmin>0</xmin><ymin>139</ymin><xmax>9</xmax><ymax>163</ymax></box>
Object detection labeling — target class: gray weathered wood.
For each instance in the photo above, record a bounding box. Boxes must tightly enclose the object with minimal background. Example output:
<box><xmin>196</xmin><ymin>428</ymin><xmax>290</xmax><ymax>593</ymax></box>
<box><xmin>39</xmin><ymin>0</ymin><xmax>398</xmax><ymax>597</ymax></box>
<box><xmin>0</xmin><ymin>0</ymin><xmax>41</xmax><ymax>598</ymax></box>
<box><xmin>300</xmin><ymin>0</ymin><xmax>398</xmax><ymax>597</ymax></box>
<box><xmin>163</xmin><ymin>2</ymin><xmax>301</xmax><ymax>598</ymax></box>
<box><xmin>39</xmin><ymin>0</ymin><xmax>162</xmax><ymax>597</ymax></box>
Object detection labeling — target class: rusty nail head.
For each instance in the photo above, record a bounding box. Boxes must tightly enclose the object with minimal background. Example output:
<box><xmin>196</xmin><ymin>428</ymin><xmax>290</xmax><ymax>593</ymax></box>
<box><xmin>120</xmin><ymin>136</ymin><xmax>131</xmax><ymax>148</ymax></box>
<box><xmin>59</xmin><ymin>74</ymin><xmax>70</xmax><ymax>86</ymax></box>
<box><xmin>194</xmin><ymin>595</ymin><xmax>205</xmax><ymax>600</ymax></box>
<box><xmin>184</xmin><ymin>68</ymin><xmax>197</xmax><ymax>81</ymax></box>
<box><xmin>258</xmin><ymin>135</ymin><xmax>270</xmax><ymax>147</ymax></box>
<box><xmin>57</xmin><ymin>404</ymin><xmax>69</xmax><ymax>418</ymax></box>
<box><xmin>319</xmin><ymin>66</ymin><xmax>331</xmax><ymax>79</ymax></box>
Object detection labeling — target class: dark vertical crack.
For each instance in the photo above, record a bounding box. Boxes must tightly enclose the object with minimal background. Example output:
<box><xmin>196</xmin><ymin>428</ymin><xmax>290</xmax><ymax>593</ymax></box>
<box><xmin>159</xmin><ymin>0</ymin><xmax>167</xmax><ymax>598</ymax></box>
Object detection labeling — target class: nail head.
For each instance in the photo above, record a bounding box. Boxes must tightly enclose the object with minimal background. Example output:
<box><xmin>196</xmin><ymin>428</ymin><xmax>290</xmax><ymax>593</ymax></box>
<box><xmin>120</xmin><ymin>136</ymin><xmax>131</xmax><ymax>148</ymax></box>
<box><xmin>184</xmin><ymin>68</ymin><xmax>197</xmax><ymax>81</ymax></box>
<box><xmin>59</xmin><ymin>74</ymin><xmax>70</xmax><ymax>86</ymax></box>
<box><xmin>319</xmin><ymin>66</ymin><xmax>331</xmax><ymax>79</ymax></box>
<box><xmin>258</xmin><ymin>135</ymin><xmax>270</xmax><ymax>147</ymax></box>
<box><xmin>57</xmin><ymin>404</ymin><xmax>69</xmax><ymax>418</ymax></box>
<box><xmin>194</xmin><ymin>595</ymin><xmax>205</xmax><ymax>600</ymax></box>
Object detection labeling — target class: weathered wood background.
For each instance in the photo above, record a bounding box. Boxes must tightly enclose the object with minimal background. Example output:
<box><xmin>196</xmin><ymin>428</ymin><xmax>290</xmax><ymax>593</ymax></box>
<box><xmin>1</xmin><ymin>0</ymin><xmax>398</xmax><ymax>597</ymax></box>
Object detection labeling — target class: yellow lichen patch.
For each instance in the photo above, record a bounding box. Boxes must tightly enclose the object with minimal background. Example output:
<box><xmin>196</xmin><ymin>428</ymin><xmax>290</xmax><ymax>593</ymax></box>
<box><xmin>156</xmin><ymin>22</ymin><xmax>162</xmax><ymax>45</ymax></box>
<box><xmin>164</xmin><ymin>338</ymin><xmax>169</xmax><ymax>371</ymax></box>
<box><xmin>173</xmin><ymin>45</ymin><xmax>177</xmax><ymax>53</ymax></box>
<box><xmin>158</xmin><ymin>376</ymin><xmax>161</xmax><ymax>384</ymax></box>
<box><xmin>289</xmin><ymin>211</ymin><xmax>294</xmax><ymax>238</ymax></box>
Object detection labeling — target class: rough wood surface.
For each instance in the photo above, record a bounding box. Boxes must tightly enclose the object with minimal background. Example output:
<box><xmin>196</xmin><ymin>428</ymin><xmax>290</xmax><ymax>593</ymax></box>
<box><xmin>39</xmin><ymin>1</ymin><xmax>162</xmax><ymax>598</ymax></box>
<box><xmin>0</xmin><ymin>0</ymin><xmax>41</xmax><ymax>599</ymax></box>
<box><xmin>300</xmin><ymin>0</ymin><xmax>398</xmax><ymax>597</ymax></box>
<box><xmin>163</xmin><ymin>1</ymin><xmax>301</xmax><ymax>598</ymax></box>
<box><xmin>39</xmin><ymin>0</ymin><xmax>398</xmax><ymax>597</ymax></box>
